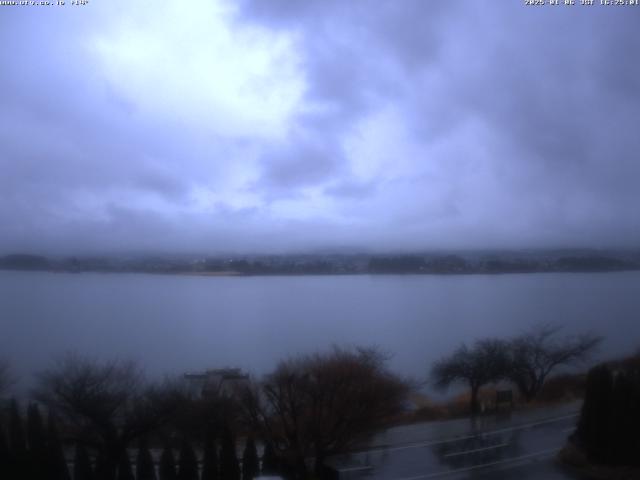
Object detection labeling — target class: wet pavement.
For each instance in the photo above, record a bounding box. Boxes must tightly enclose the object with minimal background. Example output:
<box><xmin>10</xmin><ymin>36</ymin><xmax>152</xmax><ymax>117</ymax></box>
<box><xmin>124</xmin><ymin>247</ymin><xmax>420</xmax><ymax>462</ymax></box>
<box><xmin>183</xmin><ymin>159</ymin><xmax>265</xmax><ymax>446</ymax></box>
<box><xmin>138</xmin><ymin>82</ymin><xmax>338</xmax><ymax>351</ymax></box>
<box><xmin>328</xmin><ymin>403</ymin><xmax>588</xmax><ymax>479</ymax></box>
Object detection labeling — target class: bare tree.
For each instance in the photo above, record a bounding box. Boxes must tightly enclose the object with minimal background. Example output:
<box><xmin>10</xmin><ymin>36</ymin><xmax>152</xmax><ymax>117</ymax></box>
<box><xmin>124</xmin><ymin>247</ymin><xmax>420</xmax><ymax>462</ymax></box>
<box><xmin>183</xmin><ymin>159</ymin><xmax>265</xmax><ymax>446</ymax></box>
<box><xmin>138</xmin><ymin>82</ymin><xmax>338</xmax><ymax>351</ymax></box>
<box><xmin>238</xmin><ymin>346</ymin><xmax>409</xmax><ymax>477</ymax></box>
<box><xmin>34</xmin><ymin>353</ymin><xmax>183</xmax><ymax>480</ymax></box>
<box><xmin>508</xmin><ymin>324</ymin><xmax>602</xmax><ymax>402</ymax></box>
<box><xmin>431</xmin><ymin>339</ymin><xmax>510</xmax><ymax>415</ymax></box>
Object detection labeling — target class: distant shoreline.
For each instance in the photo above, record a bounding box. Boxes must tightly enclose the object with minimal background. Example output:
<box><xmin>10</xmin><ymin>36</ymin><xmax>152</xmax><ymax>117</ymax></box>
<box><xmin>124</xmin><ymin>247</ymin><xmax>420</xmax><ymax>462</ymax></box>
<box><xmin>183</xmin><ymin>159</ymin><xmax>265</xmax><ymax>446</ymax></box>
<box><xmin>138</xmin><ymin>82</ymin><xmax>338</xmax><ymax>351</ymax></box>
<box><xmin>1</xmin><ymin>266</ymin><xmax>639</xmax><ymax>277</ymax></box>
<box><xmin>2</xmin><ymin>250</ymin><xmax>639</xmax><ymax>277</ymax></box>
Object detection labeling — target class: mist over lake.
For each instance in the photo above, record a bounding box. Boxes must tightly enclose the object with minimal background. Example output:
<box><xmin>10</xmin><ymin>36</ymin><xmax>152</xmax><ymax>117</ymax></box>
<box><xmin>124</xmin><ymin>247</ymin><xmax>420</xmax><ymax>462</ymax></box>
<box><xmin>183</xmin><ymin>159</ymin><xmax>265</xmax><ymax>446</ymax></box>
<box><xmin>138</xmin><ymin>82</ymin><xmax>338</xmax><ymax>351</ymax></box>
<box><xmin>2</xmin><ymin>270</ymin><xmax>638</xmax><ymax>393</ymax></box>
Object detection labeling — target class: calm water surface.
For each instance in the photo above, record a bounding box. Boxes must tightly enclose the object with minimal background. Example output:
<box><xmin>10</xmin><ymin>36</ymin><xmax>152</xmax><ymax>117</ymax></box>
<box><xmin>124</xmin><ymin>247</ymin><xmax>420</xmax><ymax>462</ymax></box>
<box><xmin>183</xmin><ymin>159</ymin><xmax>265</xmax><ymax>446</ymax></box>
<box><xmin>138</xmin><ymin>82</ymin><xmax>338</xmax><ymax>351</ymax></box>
<box><xmin>1</xmin><ymin>270</ymin><xmax>639</xmax><ymax>391</ymax></box>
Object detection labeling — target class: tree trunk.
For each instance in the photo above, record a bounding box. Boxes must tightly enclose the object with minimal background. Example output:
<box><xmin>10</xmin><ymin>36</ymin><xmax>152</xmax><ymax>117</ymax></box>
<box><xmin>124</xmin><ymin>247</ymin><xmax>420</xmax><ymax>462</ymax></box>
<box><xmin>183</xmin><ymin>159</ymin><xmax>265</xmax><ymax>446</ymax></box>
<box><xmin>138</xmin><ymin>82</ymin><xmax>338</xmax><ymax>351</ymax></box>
<box><xmin>470</xmin><ymin>385</ymin><xmax>480</xmax><ymax>416</ymax></box>
<box><xmin>523</xmin><ymin>387</ymin><xmax>535</xmax><ymax>403</ymax></box>
<box><xmin>314</xmin><ymin>451</ymin><xmax>326</xmax><ymax>478</ymax></box>
<box><xmin>96</xmin><ymin>438</ymin><xmax>124</xmax><ymax>480</ymax></box>
<box><xmin>294</xmin><ymin>453</ymin><xmax>308</xmax><ymax>480</ymax></box>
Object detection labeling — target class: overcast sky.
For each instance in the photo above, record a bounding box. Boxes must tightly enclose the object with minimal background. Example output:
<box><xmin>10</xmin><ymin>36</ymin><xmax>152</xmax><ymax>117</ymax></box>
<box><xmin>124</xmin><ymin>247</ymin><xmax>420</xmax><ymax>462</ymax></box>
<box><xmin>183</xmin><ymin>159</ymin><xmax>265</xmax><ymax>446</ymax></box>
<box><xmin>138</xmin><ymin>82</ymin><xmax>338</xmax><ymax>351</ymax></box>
<box><xmin>1</xmin><ymin>0</ymin><xmax>638</xmax><ymax>254</ymax></box>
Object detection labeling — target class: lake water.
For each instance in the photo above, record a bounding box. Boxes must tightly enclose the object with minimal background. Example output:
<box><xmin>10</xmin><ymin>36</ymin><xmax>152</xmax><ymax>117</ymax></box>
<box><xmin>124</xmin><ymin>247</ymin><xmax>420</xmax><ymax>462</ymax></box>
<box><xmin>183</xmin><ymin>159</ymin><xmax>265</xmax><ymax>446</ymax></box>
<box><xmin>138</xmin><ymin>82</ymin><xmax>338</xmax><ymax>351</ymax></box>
<box><xmin>1</xmin><ymin>270</ymin><xmax>639</xmax><ymax>393</ymax></box>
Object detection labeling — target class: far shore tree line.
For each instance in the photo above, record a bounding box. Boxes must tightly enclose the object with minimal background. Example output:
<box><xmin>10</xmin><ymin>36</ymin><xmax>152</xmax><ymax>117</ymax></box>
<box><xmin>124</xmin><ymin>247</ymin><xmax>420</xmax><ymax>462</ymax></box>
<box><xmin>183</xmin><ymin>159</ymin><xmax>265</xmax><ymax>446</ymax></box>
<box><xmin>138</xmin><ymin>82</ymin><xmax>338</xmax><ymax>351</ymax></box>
<box><xmin>0</xmin><ymin>325</ymin><xmax>601</xmax><ymax>479</ymax></box>
<box><xmin>2</xmin><ymin>251</ymin><xmax>638</xmax><ymax>276</ymax></box>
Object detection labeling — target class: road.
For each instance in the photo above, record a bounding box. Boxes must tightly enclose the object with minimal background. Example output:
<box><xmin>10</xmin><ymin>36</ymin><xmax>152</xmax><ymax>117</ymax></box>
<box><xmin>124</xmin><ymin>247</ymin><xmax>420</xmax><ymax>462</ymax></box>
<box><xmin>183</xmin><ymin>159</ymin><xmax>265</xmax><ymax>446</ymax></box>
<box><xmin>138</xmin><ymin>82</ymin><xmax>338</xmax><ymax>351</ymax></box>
<box><xmin>328</xmin><ymin>403</ymin><xmax>589</xmax><ymax>479</ymax></box>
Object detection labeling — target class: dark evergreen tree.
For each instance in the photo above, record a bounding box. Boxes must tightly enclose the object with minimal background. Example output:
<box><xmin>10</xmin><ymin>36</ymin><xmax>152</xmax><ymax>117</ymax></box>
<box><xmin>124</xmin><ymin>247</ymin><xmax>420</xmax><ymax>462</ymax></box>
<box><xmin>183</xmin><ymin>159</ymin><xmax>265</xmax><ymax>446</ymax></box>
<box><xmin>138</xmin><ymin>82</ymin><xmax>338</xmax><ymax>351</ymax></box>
<box><xmin>9</xmin><ymin>399</ymin><xmax>26</xmax><ymax>457</ymax></box>
<box><xmin>576</xmin><ymin>365</ymin><xmax>613</xmax><ymax>464</ymax></box>
<box><xmin>219</xmin><ymin>427</ymin><xmax>240</xmax><ymax>480</ymax></box>
<box><xmin>0</xmin><ymin>427</ymin><xmax>13</xmax><ymax>480</ymax></box>
<box><xmin>574</xmin><ymin>357</ymin><xmax>640</xmax><ymax>467</ymax></box>
<box><xmin>136</xmin><ymin>438</ymin><xmax>156</xmax><ymax>480</ymax></box>
<box><xmin>94</xmin><ymin>451</ymin><xmax>116</xmax><ymax>480</ymax></box>
<box><xmin>93</xmin><ymin>452</ymin><xmax>118</xmax><ymax>480</ymax></box>
<box><xmin>159</xmin><ymin>446</ymin><xmax>177</xmax><ymax>480</ymax></box>
<box><xmin>46</xmin><ymin>411</ymin><xmax>71</xmax><ymax>480</ymax></box>
<box><xmin>27</xmin><ymin>404</ymin><xmax>47</xmax><ymax>453</ymax></box>
<box><xmin>74</xmin><ymin>443</ymin><xmax>94</xmax><ymax>480</ymax></box>
<box><xmin>260</xmin><ymin>443</ymin><xmax>278</xmax><ymax>476</ymax></box>
<box><xmin>626</xmin><ymin>367</ymin><xmax>640</xmax><ymax>467</ymax></box>
<box><xmin>117</xmin><ymin>452</ymin><xmax>134</xmax><ymax>480</ymax></box>
<box><xmin>9</xmin><ymin>401</ymin><xmax>29</xmax><ymax>480</ymax></box>
<box><xmin>201</xmin><ymin>431</ymin><xmax>219</xmax><ymax>480</ymax></box>
<box><xmin>27</xmin><ymin>403</ymin><xmax>48</xmax><ymax>479</ymax></box>
<box><xmin>178</xmin><ymin>440</ymin><xmax>198</xmax><ymax>480</ymax></box>
<box><xmin>34</xmin><ymin>355</ymin><xmax>182</xmax><ymax>480</ymax></box>
<box><xmin>608</xmin><ymin>372</ymin><xmax>635</xmax><ymax>465</ymax></box>
<box><xmin>241</xmin><ymin>437</ymin><xmax>259</xmax><ymax>480</ymax></box>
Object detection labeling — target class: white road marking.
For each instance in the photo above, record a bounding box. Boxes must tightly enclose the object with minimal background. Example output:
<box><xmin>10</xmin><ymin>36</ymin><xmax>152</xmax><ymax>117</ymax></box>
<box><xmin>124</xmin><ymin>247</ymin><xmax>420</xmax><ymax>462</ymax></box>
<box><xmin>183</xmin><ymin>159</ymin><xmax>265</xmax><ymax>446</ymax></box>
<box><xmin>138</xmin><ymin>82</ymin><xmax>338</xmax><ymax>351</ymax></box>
<box><xmin>443</xmin><ymin>442</ymin><xmax>509</xmax><ymax>458</ymax></box>
<box><xmin>357</xmin><ymin>412</ymin><xmax>578</xmax><ymax>455</ymax></box>
<box><xmin>394</xmin><ymin>447</ymin><xmax>560</xmax><ymax>480</ymax></box>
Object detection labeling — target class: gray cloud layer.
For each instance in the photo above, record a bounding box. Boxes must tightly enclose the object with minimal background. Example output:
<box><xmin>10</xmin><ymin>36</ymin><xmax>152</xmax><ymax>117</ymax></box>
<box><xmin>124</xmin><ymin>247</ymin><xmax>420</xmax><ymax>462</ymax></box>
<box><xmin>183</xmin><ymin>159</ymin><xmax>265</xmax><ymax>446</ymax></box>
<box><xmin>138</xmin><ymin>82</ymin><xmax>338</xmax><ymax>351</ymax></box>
<box><xmin>1</xmin><ymin>1</ymin><xmax>638</xmax><ymax>254</ymax></box>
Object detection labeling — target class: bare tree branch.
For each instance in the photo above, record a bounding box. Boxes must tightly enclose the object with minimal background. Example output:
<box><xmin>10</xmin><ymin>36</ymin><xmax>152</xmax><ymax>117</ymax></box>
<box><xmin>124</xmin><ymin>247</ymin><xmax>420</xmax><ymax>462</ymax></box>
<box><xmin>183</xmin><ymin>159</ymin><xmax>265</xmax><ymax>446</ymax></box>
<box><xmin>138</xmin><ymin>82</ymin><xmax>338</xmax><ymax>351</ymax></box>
<box><xmin>508</xmin><ymin>323</ymin><xmax>602</xmax><ymax>402</ymax></box>
<box><xmin>33</xmin><ymin>353</ymin><xmax>183</xmax><ymax>480</ymax></box>
<box><xmin>431</xmin><ymin>339</ymin><xmax>511</xmax><ymax>415</ymax></box>
<box><xmin>238</xmin><ymin>346</ymin><xmax>409</xmax><ymax>477</ymax></box>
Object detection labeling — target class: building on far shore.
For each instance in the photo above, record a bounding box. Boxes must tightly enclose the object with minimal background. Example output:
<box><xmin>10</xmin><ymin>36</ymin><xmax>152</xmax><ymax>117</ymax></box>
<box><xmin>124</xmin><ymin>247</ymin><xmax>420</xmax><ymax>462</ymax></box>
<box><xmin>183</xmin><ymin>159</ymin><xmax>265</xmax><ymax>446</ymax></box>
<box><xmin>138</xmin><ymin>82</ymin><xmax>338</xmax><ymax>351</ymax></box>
<box><xmin>184</xmin><ymin>368</ymin><xmax>249</xmax><ymax>398</ymax></box>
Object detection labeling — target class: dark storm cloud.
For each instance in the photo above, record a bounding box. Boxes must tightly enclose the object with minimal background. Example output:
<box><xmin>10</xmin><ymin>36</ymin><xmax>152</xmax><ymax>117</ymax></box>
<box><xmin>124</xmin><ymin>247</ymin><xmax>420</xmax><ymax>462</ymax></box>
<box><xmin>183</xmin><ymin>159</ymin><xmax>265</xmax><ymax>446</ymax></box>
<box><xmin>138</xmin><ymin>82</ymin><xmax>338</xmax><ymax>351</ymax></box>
<box><xmin>245</xmin><ymin>0</ymin><xmax>640</xmax><ymax>245</ymax></box>
<box><xmin>0</xmin><ymin>0</ymin><xmax>638</xmax><ymax>253</ymax></box>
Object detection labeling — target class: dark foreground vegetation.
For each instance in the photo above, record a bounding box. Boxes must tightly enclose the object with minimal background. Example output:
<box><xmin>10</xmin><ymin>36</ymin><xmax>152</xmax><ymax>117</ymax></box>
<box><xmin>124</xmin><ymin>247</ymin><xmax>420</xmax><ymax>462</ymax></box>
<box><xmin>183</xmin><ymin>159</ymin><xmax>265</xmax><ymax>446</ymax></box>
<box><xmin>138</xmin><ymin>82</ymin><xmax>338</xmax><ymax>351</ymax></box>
<box><xmin>0</xmin><ymin>326</ymin><xmax>604</xmax><ymax>479</ymax></box>
<box><xmin>0</xmin><ymin>348</ymin><xmax>408</xmax><ymax>480</ymax></box>
<box><xmin>1</xmin><ymin>248</ymin><xmax>639</xmax><ymax>276</ymax></box>
<box><xmin>559</xmin><ymin>351</ymin><xmax>640</xmax><ymax>478</ymax></box>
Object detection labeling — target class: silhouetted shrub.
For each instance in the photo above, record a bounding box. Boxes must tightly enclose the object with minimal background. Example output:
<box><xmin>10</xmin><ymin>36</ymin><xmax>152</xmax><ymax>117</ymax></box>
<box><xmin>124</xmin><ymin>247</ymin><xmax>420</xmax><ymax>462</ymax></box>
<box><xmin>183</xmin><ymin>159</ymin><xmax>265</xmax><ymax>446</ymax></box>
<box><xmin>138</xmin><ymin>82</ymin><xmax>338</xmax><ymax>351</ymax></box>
<box><xmin>220</xmin><ymin>426</ymin><xmax>240</xmax><ymax>480</ymax></box>
<box><xmin>537</xmin><ymin>373</ymin><xmax>586</xmax><ymax>403</ymax></box>
<box><xmin>74</xmin><ymin>443</ymin><xmax>94</xmax><ymax>480</ymax></box>
<box><xmin>0</xmin><ymin>426</ymin><xmax>12</xmax><ymax>480</ymax></box>
<box><xmin>159</xmin><ymin>446</ymin><xmax>177</xmax><ymax>480</ymax></box>
<box><xmin>201</xmin><ymin>430</ymin><xmax>219</xmax><ymax>480</ymax></box>
<box><xmin>178</xmin><ymin>440</ymin><xmax>198</xmax><ymax>480</ymax></box>
<box><xmin>576</xmin><ymin>364</ymin><xmax>613</xmax><ymax>463</ymax></box>
<box><xmin>94</xmin><ymin>451</ymin><xmax>117</xmax><ymax>480</ymax></box>
<box><xmin>46</xmin><ymin>411</ymin><xmax>71</xmax><ymax>480</ymax></box>
<box><xmin>609</xmin><ymin>371</ymin><xmax>637</xmax><ymax>465</ymax></box>
<box><xmin>9</xmin><ymin>399</ymin><xmax>26</xmax><ymax>457</ymax></box>
<box><xmin>136</xmin><ymin>438</ymin><xmax>156</xmax><ymax>480</ymax></box>
<box><xmin>117</xmin><ymin>453</ymin><xmax>134</xmax><ymax>480</ymax></box>
<box><xmin>35</xmin><ymin>354</ymin><xmax>183</xmax><ymax>479</ymax></box>
<box><xmin>27</xmin><ymin>403</ymin><xmax>47</xmax><ymax>479</ymax></box>
<box><xmin>574</xmin><ymin>355</ymin><xmax>640</xmax><ymax>466</ymax></box>
<box><xmin>260</xmin><ymin>443</ymin><xmax>279</xmax><ymax>476</ymax></box>
<box><xmin>241</xmin><ymin>437</ymin><xmax>259</xmax><ymax>480</ymax></box>
<box><xmin>240</xmin><ymin>347</ymin><xmax>408</xmax><ymax>477</ymax></box>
